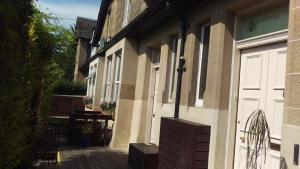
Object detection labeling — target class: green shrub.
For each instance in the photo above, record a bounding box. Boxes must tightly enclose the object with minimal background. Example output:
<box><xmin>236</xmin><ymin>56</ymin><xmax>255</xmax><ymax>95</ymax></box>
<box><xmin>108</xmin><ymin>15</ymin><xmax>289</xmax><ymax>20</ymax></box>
<box><xmin>100</xmin><ymin>102</ymin><xmax>116</xmax><ymax>112</ymax></box>
<box><xmin>54</xmin><ymin>80</ymin><xmax>87</xmax><ymax>95</ymax></box>
<box><xmin>82</xmin><ymin>96</ymin><xmax>93</xmax><ymax>105</ymax></box>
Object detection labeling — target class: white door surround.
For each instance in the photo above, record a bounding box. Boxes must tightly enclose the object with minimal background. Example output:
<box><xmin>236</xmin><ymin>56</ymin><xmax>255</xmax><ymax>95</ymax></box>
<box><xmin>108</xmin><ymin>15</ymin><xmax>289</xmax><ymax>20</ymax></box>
<box><xmin>233</xmin><ymin>42</ymin><xmax>287</xmax><ymax>169</ymax></box>
<box><xmin>224</xmin><ymin>28</ymin><xmax>288</xmax><ymax>169</ymax></box>
<box><xmin>150</xmin><ymin>67</ymin><xmax>160</xmax><ymax>144</ymax></box>
<box><xmin>145</xmin><ymin>48</ymin><xmax>161</xmax><ymax>145</ymax></box>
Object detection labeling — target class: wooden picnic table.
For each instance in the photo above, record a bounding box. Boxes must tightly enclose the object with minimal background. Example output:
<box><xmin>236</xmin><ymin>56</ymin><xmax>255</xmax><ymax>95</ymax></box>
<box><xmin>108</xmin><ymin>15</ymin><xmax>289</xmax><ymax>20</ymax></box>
<box><xmin>68</xmin><ymin>110</ymin><xmax>114</xmax><ymax>146</ymax></box>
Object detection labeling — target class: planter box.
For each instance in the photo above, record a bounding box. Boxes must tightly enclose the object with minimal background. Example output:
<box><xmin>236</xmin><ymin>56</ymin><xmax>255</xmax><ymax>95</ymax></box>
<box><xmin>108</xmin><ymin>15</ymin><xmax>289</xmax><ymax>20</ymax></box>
<box><xmin>128</xmin><ymin>143</ymin><xmax>158</xmax><ymax>169</ymax></box>
<box><xmin>158</xmin><ymin>117</ymin><xmax>211</xmax><ymax>169</ymax></box>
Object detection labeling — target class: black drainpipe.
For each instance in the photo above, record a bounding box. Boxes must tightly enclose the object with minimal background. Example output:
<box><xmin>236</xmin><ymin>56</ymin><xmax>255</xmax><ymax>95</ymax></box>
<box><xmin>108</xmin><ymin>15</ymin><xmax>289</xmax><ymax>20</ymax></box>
<box><xmin>174</xmin><ymin>17</ymin><xmax>188</xmax><ymax>119</ymax></box>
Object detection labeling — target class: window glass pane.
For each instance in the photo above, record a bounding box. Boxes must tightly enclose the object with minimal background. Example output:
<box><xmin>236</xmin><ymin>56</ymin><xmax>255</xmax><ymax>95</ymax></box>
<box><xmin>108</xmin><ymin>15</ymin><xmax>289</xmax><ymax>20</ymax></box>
<box><xmin>104</xmin><ymin>57</ymin><xmax>112</xmax><ymax>100</ymax></box>
<box><xmin>152</xmin><ymin>49</ymin><xmax>160</xmax><ymax>64</ymax></box>
<box><xmin>115</xmin><ymin>55</ymin><xmax>121</xmax><ymax>81</ymax></box>
<box><xmin>169</xmin><ymin>37</ymin><xmax>178</xmax><ymax>101</ymax></box>
<box><xmin>103</xmin><ymin>83</ymin><xmax>107</xmax><ymax>100</ymax></box>
<box><xmin>92</xmin><ymin>76</ymin><xmax>96</xmax><ymax>97</ymax></box>
<box><xmin>105</xmin><ymin>84</ymin><xmax>110</xmax><ymax>102</ymax></box>
<box><xmin>107</xmin><ymin>59</ymin><xmax>112</xmax><ymax>82</ymax></box>
<box><xmin>112</xmin><ymin>83</ymin><xmax>119</xmax><ymax>102</ymax></box>
<box><xmin>86</xmin><ymin>79</ymin><xmax>90</xmax><ymax>96</ymax></box>
<box><xmin>237</xmin><ymin>5</ymin><xmax>288</xmax><ymax>40</ymax></box>
<box><xmin>122</xmin><ymin>0</ymin><xmax>131</xmax><ymax>27</ymax></box>
<box><xmin>198</xmin><ymin>25</ymin><xmax>210</xmax><ymax>100</ymax></box>
<box><xmin>112</xmin><ymin>53</ymin><xmax>121</xmax><ymax>102</ymax></box>
<box><xmin>89</xmin><ymin>78</ymin><xmax>92</xmax><ymax>97</ymax></box>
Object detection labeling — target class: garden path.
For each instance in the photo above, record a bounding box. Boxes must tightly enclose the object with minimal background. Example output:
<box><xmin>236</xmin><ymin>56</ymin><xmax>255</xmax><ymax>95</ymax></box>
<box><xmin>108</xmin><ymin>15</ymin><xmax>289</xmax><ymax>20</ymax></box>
<box><xmin>59</xmin><ymin>146</ymin><xmax>131</xmax><ymax>169</ymax></box>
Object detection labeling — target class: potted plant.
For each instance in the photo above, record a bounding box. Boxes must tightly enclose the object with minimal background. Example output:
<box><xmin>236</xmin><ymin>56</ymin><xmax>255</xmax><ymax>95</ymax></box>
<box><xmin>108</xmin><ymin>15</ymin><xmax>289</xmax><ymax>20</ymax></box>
<box><xmin>243</xmin><ymin>109</ymin><xmax>270</xmax><ymax>169</ymax></box>
<box><xmin>81</xmin><ymin>123</ymin><xmax>93</xmax><ymax>147</ymax></box>
<box><xmin>83</xmin><ymin>96</ymin><xmax>93</xmax><ymax>108</ymax></box>
<box><xmin>100</xmin><ymin>102</ymin><xmax>116</xmax><ymax>119</ymax></box>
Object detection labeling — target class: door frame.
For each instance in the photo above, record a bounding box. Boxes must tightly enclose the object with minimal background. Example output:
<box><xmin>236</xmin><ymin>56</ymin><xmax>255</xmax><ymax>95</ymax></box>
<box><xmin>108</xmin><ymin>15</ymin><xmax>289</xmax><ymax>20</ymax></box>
<box><xmin>145</xmin><ymin>49</ymin><xmax>161</xmax><ymax>144</ymax></box>
<box><xmin>145</xmin><ymin>64</ymin><xmax>160</xmax><ymax>144</ymax></box>
<box><xmin>225</xmin><ymin>25</ymin><xmax>288</xmax><ymax>169</ymax></box>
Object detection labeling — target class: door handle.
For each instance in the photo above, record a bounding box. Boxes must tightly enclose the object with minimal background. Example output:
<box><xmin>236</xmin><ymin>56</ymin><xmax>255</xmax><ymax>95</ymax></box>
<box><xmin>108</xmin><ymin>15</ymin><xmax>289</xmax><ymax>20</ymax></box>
<box><xmin>152</xmin><ymin>114</ymin><xmax>155</xmax><ymax>118</ymax></box>
<box><xmin>240</xmin><ymin>136</ymin><xmax>245</xmax><ymax>143</ymax></box>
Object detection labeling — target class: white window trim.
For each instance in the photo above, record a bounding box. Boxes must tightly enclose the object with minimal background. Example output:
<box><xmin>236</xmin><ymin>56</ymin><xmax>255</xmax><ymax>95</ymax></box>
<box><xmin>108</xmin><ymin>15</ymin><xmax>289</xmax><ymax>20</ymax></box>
<box><xmin>236</xmin><ymin>29</ymin><xmax>288</xmax><ymax>50</ymax></box>
<box><xmin>168</xmin><ymin>37</ymin><xmax>178</xmax><ymax>102</ymax></box>
<box><xmin>195</xmin><ymin>23</ymin><xmax>210</xmax><ymax>107</ymax></box>
<box><xmin>122</xmin><ymin>0</ymin><xmax>131</xmax><ymax>27</ymax></box>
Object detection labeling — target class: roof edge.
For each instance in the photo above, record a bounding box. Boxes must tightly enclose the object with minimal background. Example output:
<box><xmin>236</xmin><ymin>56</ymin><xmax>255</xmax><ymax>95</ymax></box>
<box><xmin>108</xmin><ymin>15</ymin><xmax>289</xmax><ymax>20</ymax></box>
<box><xmin>91</xmin><ymin>0</ymin><xmax>111</xmax><ymax>46</ymax></box>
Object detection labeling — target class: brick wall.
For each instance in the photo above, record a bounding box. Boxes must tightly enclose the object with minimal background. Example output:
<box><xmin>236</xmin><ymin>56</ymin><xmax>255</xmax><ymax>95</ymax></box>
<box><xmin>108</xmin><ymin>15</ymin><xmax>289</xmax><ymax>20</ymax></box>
<box><xmin>50</xmin><ymin>95</ymin><xmax>85</xmax><ymax>116</ymax></box>
<box><xmin>158</xmin><ymin>118</ymin><xmax>211</xmax><ymax>169</ymax></box>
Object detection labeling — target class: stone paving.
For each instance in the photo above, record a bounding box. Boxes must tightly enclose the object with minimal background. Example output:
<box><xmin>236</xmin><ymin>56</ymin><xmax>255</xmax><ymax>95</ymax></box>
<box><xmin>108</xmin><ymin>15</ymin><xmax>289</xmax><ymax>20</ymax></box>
<box><xmin>59</xmin><ymin>146</ymin><xmax>131</xmax><ymax>169</ymax></box>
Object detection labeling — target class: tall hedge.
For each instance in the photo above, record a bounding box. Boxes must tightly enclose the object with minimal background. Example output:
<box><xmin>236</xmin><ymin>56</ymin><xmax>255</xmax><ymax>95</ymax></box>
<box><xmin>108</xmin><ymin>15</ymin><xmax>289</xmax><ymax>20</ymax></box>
<box><xmin>0</xmin><ymin>1</ymin><xmax>77</xmax><ymax>168</ymax></box>
<box><xmin>0</xmin><ymin>1</ymin><xmax>33</xmax><ymax>169</ymax></box>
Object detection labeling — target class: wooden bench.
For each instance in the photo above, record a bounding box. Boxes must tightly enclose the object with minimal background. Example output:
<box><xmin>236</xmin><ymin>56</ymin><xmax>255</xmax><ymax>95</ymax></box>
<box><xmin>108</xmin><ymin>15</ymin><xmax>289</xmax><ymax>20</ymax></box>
<box><xmin>128</xmin><ymin>143</ymin><xmax>158</xmax><ymax>169</ymax></box>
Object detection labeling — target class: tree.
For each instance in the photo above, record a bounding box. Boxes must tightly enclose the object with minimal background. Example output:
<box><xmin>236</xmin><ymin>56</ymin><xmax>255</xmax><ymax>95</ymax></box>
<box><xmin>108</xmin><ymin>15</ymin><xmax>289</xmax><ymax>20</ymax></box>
<box><xmin>53</xmin><ymin>25</ymin><xmax>77</xmax><ymax>81</ymax></box>
<box><xmin>27</xmin><ymin>7</ymin><xmax>64</xmax><ymax>121</ymax></box>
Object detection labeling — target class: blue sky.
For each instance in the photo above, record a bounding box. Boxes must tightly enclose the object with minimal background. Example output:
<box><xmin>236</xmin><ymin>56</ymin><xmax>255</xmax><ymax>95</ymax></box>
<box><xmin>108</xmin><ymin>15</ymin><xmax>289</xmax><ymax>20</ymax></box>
<box><xmin>35</xmin><ymin>0</ymin><xmax>101</xmax><ymax>26</ymax></box>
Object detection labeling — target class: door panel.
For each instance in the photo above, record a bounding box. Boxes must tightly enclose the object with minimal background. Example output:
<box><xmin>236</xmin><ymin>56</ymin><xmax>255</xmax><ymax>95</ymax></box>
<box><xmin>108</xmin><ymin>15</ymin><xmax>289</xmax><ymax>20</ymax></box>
<box><xmin>242</xmin><ymin>53</ymin><xmax>263</xmax><ymax>90</ymax></box>
<box><xmin>265</xmin><ymin>43</ymin><xmax>287</xmax><ymax>143</ymax></box>
<box><xmin>234</xmin><ymin>43</ymin><xmax>287</xmax><ymax>169</ymax></box>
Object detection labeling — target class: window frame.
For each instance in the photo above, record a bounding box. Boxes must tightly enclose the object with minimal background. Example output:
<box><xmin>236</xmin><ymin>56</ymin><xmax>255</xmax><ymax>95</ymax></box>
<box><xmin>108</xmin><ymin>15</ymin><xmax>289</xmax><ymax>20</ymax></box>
<box><xmin>195</xmin><ymin>23</ymin><xmax>210</xmax><ymax>107</ymax></box>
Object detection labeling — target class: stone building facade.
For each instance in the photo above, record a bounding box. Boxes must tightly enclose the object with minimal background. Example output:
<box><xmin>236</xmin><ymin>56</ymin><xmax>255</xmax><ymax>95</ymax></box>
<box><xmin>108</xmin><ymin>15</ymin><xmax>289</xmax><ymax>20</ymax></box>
<box><xmin>73</xmin><ymin>17</ymin><xmax>96</xmax><ymax>83</ymax></box>
<box><xmin>84</xmin><ymin>0</ymin><xmax>300</xmax><ymax>168</ymax></box>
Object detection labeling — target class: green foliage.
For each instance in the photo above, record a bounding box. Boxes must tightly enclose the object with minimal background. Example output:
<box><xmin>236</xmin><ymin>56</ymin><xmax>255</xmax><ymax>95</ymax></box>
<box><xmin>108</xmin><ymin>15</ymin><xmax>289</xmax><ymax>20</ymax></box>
<box><xmin>28</xmin><ymin>6</ymin><xmax>64</xmax><ymax>120</ymax></box>
<box><xmin>54</xmin><ymin>80</ymin><xmax>87</xmax><ymax>95</ymax></box>
<box><xmin>0</xmin><ymin>1</ymin><xmax>77</xmax><ymax>168</ymax></box>
<box><xmin>100</xmin><ymin>102</ymin><xmax>116</xmax><ymax>112</ymax></box>
<box><xmin>53</xmin><ymin>26</ymin><xmax>77</xmax><ymax>81</ymax></box>
<box><xmin>81</xmin><ymin>123</ymin><xmax>93</xmax><ymax>135</ymax></box>
<box><xmin>82</xmin><ymin>96</ymin><xmax>93</xmax><ymax>105</ymax></box>
<box><xmin>0</xmin><ymin>0</ymin><xmax>33</xmax><ymax>169</ymax></box>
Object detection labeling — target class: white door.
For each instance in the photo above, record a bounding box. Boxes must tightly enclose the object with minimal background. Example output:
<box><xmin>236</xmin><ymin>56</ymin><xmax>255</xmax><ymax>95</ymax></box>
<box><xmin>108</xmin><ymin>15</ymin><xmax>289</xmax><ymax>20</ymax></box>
<box><xmin>234</xmin><ymin>43</ymin><xmax>287</xmax><ymax>169</ymax></box>
<box><xmin>150</xmin><ymin>68</ymin><xmax>160</xmax><ymax>144</ymax></box>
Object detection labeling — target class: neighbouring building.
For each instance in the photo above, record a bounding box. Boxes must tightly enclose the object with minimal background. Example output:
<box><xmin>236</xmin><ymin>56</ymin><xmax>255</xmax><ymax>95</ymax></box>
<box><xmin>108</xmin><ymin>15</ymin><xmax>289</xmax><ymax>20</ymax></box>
<box><xmin>82</xmin><ymin>0</ymin><xmax>300</xmax><ymax>168</ymax></box>
<box><xmin>73</xmin><ymin>17</ymin><xmax>96</xmax><ymax>83</ymax></box>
